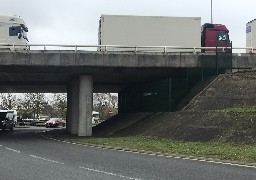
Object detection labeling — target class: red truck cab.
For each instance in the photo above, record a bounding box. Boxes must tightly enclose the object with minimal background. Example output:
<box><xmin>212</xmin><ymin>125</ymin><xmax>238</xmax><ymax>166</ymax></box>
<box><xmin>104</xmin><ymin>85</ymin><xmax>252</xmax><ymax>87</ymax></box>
<box><xmin>201</xmin><ymin>23</ymin><xmax>231</xmax><ymax>52</ymax></box>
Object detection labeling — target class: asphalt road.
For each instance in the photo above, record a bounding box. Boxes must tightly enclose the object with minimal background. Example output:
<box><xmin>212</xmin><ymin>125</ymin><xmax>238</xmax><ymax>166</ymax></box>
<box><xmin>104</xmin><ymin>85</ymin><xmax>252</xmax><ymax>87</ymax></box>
<box><xmin>0</xmin><ymin>127</ymin><xmax>255</xmax><ymax>180</ymax></box>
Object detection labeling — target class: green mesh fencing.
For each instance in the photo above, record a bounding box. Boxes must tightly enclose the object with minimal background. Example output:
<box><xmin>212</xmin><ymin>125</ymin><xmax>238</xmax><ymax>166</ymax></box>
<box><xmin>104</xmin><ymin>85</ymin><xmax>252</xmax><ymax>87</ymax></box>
<box><xmin>119</xmin><ymin>52</ymin><xmax>232</xmax><ymax>113</ymax></box>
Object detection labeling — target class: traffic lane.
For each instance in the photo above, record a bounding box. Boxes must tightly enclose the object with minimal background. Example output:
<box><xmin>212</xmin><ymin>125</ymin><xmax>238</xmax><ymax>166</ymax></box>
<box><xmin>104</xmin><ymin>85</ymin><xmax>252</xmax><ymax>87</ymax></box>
<box><xmin>1</xmin><ymin>130</ymin><xmax>256</xmax><ymax>180</ymax></box>
<box><xmin>0</xmin><ymin>144</ymin><xmax>134</xmax><ymax>180</ymax></box>
<box><xmin>40</xmin><ymin>136</ymin><xmax>256</xmax><ymax>180</ymax></box>
<box><xmin>1</xmin><ymin>130</ymin><xmax>142</xmax><ymax>180</ymax></box>
<box><xmin>0</xmin><ymin>132</ymin><xmax>142</xmax><ymax>180</ymax></box>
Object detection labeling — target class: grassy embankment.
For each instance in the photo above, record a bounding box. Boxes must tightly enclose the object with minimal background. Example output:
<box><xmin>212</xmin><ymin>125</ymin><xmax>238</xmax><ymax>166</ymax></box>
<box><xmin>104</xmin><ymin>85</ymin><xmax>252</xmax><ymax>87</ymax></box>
<box><xmin>217</xmin><ymin>106</ymin><xmax>256</xmax><ymax>113</ymax></box>
<box><xmin>64</xmin><ymin>107</ymin><xmax>256</xmax><ymax>164</ymax></box>
<box><xmin>65</xmin><ymin>136</ymin><xmax>256</xmax><ymax>164</ymax></box>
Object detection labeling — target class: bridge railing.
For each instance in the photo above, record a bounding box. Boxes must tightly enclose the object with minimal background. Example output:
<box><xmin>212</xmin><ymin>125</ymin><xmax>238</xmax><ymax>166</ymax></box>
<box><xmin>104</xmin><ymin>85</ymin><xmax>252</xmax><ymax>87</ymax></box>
<box><xmin>0</xmin><ymin>43</ymin><xmax>254</xmax><ymax>53</ymax></box>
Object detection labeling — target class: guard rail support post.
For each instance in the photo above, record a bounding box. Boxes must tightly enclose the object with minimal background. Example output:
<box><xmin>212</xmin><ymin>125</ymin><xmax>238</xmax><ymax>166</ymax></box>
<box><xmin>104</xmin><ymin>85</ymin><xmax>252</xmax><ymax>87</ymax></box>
<box><xmin>164</xmin><ymin>46</ymin><xmax>167</xmax><ymax>54</ymax></box>
<box><xmin>104</xmin><ymin>45</ymin><xmax>108</xmax><ymax>54</ymax></box>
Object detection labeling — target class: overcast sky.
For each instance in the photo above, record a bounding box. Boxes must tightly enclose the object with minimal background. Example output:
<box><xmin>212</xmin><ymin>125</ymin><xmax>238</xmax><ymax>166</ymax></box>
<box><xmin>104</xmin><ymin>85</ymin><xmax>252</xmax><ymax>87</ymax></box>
<box><xmin>0</xmin><ymin>0</ymin><xmax>255</xmax><ymax>49</ymax></box>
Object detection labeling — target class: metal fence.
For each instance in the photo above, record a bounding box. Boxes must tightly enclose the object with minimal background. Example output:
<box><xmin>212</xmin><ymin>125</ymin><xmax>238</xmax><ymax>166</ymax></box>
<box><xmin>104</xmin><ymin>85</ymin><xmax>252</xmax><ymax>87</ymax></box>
<box><xmin>0</xmin><ymin>43</ymin><xmax>255</xmax><ymax>53</ymax></box>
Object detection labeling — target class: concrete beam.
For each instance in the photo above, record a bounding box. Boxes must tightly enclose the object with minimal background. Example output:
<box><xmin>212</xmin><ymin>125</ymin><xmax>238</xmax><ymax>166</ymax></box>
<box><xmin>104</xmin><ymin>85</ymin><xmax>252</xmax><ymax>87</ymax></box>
<box><xmin>78</xmin><ymin>75</ymin><xmax>93</xmax><ymax>136</ymax></box>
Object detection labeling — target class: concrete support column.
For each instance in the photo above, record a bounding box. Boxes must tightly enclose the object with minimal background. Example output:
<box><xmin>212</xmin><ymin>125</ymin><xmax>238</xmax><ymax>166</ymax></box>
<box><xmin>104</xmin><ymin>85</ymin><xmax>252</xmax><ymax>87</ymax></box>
<box><xmin>66</xmin><ymin>82</ymin><xmax>73</xmax><ymax>133</ymax></box>
<box><xmin>78</xmin><ymin>75</ymin><xmax>93</xmax><ymax>136</ymax></box>
<box><xmin>70</xmin><ymin>77</ymin><xmax>79</xmax><ymax>134</ymax></box>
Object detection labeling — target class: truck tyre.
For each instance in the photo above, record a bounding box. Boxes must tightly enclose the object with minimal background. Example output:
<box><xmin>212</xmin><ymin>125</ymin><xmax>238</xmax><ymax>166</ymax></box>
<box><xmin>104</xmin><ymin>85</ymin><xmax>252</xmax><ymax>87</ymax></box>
<box><xmin>2</xmin><ymin>125</ymin><xmax>6</xmax><ymax>131</ymax></box>
<box><xmin>10</xmin><ymin>125</ymin><xmax>14</xmax><ymax>131</ymax></box>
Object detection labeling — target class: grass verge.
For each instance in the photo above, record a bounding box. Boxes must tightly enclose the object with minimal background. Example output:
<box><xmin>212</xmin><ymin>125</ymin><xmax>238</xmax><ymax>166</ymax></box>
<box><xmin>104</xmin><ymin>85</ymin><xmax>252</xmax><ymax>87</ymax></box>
<box><xmin>217</xmin><ymin>107</ymin><xmax>256</xmax><ymax>113</ymax></box>
<box><xmin>64</xmin><ymin>136</ymin><xmax>256</xmax><ymax>164</ymax></box>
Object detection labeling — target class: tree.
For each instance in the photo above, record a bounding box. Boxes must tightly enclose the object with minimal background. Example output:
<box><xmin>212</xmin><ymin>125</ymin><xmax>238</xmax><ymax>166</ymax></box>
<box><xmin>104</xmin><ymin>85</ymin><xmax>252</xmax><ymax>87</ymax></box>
<box><xmin>0</xmin><ymin>93</ymin><xmax>17</xmax><ymax>109</ymax></box>
<box><xmin>93</xmin><ymin>93</ymin><xmax>118</xmax><ymax>120</ymax></box>
<box><xmin>21</xmin><ymin>93</ymin><xmax>47</xmax><ymax>118</ymax></box>
<box><xmin>52</xmin><ymin>93</ymin><xmax>67</xmax><ymax>119</ymax></box>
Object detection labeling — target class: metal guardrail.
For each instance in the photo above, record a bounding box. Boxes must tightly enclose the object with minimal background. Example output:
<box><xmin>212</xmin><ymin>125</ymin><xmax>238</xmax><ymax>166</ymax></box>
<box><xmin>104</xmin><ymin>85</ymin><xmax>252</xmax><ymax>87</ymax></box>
<box><xmin>0</xmin><ymin>43</ymin><xmax>254</xmax><ymax>53</ymax></box>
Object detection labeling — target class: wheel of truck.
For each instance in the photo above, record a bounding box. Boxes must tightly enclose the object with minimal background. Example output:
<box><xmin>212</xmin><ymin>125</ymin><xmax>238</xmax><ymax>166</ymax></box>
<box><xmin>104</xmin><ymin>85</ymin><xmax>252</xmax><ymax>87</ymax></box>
<box><xmin>2</xmin><ymin>125</ymin><xmax>6</xmax><ymax>131</ymax></box>
<box><xmin>10</xmin><ymin>125</ymin><xmax>14</xmax><ymax>131</ymax></box>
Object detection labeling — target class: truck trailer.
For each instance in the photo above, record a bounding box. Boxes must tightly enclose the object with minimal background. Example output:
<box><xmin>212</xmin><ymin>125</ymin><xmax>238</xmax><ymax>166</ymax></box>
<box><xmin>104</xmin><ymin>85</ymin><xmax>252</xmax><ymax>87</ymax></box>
<box><xmin>246</xmin><ymin>19</ymin><xmax>256</xmax><ymax>52</ymax></box>
<box><xmin>98</xmin><ymin>15</ymin><xmax>231</xmax><ymax>52</ymax></box>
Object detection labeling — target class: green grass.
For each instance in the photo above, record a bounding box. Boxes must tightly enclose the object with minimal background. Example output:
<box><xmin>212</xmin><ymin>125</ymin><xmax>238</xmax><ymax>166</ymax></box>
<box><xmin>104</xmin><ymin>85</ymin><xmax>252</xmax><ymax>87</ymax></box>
<box><xmin>65</xmin><ymin>136</ymin><xmax>256</xmax><ymax>164</ymax></box>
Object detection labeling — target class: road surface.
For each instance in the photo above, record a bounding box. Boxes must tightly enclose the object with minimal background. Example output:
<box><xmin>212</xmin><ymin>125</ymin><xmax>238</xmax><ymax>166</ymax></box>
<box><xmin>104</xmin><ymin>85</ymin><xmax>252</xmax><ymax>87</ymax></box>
<box><xmin>0</xmin><ymin>127</ymin><xmax>255</xmax><ymax>180</ymax></box>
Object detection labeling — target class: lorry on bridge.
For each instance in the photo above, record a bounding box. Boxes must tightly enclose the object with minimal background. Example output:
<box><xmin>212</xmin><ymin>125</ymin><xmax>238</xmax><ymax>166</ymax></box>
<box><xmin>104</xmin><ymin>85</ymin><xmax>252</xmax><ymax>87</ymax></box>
<box><xmin>0</xmin><ymin>15</ymin><xmax>29</xmax><ymax>49</ymax></box>
<box><xmin>98</xmin><ymin>15</ymin><xmax>231</xmax><ymax>52</ymax></box>
<box><xmin>246</xmin><ymin>19</ymin><xmax>256</xmax><ymax>52</ymax></box>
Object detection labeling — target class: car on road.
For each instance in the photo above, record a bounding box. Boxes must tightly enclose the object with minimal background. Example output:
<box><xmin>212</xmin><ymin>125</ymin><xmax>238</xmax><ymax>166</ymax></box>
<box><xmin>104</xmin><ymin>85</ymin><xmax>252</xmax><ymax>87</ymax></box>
<box><xmin>45</xmin><ymin>118</ymin><xmax>65</xmax><ymax>128</ymax></box>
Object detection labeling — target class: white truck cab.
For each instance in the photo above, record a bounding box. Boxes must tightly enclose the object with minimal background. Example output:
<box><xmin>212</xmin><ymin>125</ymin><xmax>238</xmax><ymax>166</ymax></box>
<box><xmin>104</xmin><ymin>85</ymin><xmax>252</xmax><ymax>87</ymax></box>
<box><xmin>0</xmin><ymin>110</ymin><xmax>16</xmax><ymax>131</ymax></box>
<box><xmin>92</xmin><ymin>111</ymin><xmax>100</xmax><ymax>124</ymax></box>
<box><xmin>0</xmin><ymin>15</ymin><xmax>29</xmax><ymax>49</ymax></box>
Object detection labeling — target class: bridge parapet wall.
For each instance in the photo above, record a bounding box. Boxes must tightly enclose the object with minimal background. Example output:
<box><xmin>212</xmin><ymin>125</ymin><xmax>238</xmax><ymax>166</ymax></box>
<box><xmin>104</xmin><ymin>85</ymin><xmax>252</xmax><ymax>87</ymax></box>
<box><xmin>1</xmin><ymin>50</ymin><xmax>256</xmax><ymax>69</ymax></box>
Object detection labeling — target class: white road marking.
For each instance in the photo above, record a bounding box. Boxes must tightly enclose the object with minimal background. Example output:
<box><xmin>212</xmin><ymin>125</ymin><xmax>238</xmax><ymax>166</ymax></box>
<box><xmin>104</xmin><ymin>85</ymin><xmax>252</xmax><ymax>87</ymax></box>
<box><xmin>5</xmin><ymin>147</ymin><xmax>20</xmax><ymax>153</ymax></box>
<box><xmin>79</xmin><ymin>166</ymin><xmax>141</xmax><ymax>180</ymax></box>
<box><xmin>0</xmin><ymin>145</ymin><xmax>2</xmax><ymax>147</ymax></box>
<box><xmin>29</xmin><ymin>155</ymin><xmax>64</xmax><ymax>165</ymax></box>
<box><xmin>42</xmin><ymin>134</ymin><xmax>256</xmax><ymax>169</ymax></box>
<box><xmin>207</xmin><ymin>161</ymin><xmax>256</xmax><ymax>169</ymax></box>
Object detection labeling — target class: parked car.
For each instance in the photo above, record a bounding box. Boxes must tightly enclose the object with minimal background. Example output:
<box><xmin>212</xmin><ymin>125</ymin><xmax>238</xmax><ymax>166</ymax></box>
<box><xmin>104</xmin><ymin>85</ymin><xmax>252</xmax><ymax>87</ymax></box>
<box><xmin>45</xmin><ymin>118</ymin><xmax>65</xmax><ymax>128</ymax></box>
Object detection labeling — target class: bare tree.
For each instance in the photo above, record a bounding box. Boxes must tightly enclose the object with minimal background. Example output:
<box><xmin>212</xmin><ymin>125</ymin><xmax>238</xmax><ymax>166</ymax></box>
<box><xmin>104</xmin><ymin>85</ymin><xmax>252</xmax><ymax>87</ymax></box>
<box><xmin>93</xmin><ymin>93</ymin><xmax>118</xmax><ymax>120</ymax></box>
<box><xmin>52</xmin><ymin>93</ymin><xmax>67</xmax><ymax>119</ymax></box>
<box><xmin>0</xmin><ymin>93</ymin><xmax>17</xmax><ymax>109</ymax></box>
<box><xmin>22</xmin><ymin>93</ymin><xmax>47</xmax><ymax>118</ymax></box>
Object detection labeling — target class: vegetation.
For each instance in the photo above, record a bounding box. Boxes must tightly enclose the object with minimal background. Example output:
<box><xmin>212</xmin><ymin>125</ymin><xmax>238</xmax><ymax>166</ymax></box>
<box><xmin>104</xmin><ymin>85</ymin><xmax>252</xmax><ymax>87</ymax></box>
<box><xmin>217</xmin><ymin>107</ymin><xmax>256</xmax><ymax>113</ymax></box>
<box><xmin>93</xmin><ymin>93</ymin><xmax>118</xmax><ymax>120</ymax></box>
<box><xmin>0</xmin><ymin>93</ymin><xmax>118</xmax><ymax>120</ymax></box>
<box><xmin>0</xmin><ymin>93</ymin><xmax>67</xmax><ymax>119</ymax></box>
<box><xmin>65</xmin><ymin>136</ymin><xmax>256</xmax><ymax>164</ymax></box>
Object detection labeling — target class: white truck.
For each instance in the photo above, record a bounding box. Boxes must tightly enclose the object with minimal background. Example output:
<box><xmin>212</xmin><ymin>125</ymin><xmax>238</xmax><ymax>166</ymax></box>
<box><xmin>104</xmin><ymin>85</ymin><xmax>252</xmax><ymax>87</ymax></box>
<box><xmin>0</xmin><ymin>15</ymin><xmax>29</xmax><ymax>49</ymax></box>
<box><xmin>92</xmin><ymin>111</ymin><xmax>100</xmax><ymax>124</ymax></box>
<box><xmin>98</xmin><ymin>15</ymin><xmax>201</xmax><ymax>52</ymax></box>
<box><xmin>0</xmin><ymin>110</ymin><xmax>16</xmax><ymax>131</ymax></box>
<box><xmin>246</xmin><ymin>19</ymin><xmax>256</xmax><ymax>52</ymax></box>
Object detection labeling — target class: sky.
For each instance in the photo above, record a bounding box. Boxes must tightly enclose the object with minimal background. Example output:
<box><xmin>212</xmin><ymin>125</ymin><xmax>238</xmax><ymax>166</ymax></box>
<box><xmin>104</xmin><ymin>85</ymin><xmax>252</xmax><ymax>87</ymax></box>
<box><xmin>0</xmin><ymin>0</ymin><xmax>255</xmax><ymax>50</ymax></box>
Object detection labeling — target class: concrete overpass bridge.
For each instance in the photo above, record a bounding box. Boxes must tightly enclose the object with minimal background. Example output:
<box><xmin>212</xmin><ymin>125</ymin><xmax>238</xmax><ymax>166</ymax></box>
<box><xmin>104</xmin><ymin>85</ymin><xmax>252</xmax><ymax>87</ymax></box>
<box><xmin>0</xmin><ymin>46</ymin><xmax>256</xmax><ymax>136</ymax></box>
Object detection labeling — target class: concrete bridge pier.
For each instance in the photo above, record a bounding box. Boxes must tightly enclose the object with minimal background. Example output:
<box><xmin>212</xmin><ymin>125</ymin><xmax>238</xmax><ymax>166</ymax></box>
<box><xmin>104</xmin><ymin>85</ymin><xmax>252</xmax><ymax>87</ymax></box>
<box><xmin>70</xmin><ymin>77</ymin><xmax>79</xmax><ymax>135</ymax></box>
<box><xmin>78</xmin><ymin>75</ymin><xmax>93</xmax><ymax>136</ymax></box>
<box><xmin>68</xmin><ymin>75</ymin><xmax>93</xmax><ymax>136</ymax></box>
<box><xmin>66</xmin><ymin>83</ymin><xmax>72</xmax><ymax>133</ymax></box>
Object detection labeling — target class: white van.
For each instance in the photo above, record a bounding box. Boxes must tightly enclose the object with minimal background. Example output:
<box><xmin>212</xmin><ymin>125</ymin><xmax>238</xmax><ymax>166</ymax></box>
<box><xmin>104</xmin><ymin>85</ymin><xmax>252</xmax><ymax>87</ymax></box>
<box><xmin>92</xmin><ymin>111</ymin><xmax>100</xmax><ymax>124</ymax></box>
<box><xmin>0</xmin><ymin>110</ymin><xmax>16</xmax><ymax>131</ymax></box>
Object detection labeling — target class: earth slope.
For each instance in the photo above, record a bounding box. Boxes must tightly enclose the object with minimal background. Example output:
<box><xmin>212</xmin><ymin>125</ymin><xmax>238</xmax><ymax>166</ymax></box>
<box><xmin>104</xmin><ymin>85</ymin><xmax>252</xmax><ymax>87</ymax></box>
<box><xmin>93</xmin><ymin>70</ymin><xmax>256</xmax><ymax>144</ymax></box>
